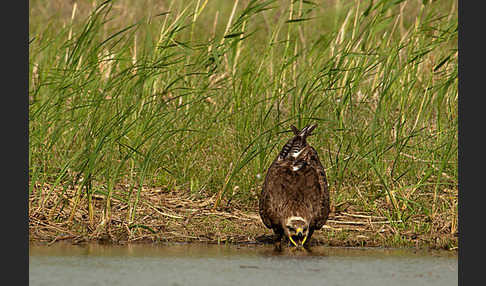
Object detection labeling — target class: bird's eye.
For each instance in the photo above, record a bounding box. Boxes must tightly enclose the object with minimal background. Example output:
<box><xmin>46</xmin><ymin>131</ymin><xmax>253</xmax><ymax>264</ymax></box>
<box><xmin>288</xmin><ymin>226</ymin><xmax>295</xmax><ymax>231</ymax></box>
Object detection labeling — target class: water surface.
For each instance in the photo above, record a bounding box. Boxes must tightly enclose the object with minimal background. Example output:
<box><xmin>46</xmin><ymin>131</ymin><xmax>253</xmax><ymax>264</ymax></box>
<box><xmin>30</xmin><ymin>243</ymin><xmax>457</xmax><ymax>286</ymax></box>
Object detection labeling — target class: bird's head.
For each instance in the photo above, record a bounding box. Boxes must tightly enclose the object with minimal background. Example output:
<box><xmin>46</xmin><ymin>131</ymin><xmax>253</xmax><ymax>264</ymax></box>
<box><xmin>284</xmin><ymin>216</ymin><xmax>309</xmax><ymax>247</ymax></box>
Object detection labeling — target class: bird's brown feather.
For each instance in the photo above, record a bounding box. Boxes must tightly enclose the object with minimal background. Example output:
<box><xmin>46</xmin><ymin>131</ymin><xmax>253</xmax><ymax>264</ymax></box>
<box><xmin>259</xmin><ymin>125</ymin><xmax>330</xmax><ymax>247</ymax></box>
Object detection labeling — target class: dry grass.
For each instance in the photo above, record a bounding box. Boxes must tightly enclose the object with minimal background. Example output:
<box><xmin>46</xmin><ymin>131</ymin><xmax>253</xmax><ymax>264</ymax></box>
<box><xmin>29</xmin><ymin>184</ymin><xmax>457</xmax><ymax>250</ymax></box>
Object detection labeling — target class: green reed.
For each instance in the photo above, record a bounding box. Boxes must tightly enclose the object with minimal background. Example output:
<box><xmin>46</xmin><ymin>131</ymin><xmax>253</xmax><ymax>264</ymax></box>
<box><xmin>29</xmin><ymin>0</ymin><xmax>457</xmax><ymax>232</ymax></box>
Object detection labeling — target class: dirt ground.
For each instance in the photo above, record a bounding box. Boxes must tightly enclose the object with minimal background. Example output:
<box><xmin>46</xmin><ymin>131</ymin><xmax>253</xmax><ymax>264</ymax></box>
<box><xmin>29</xmin><ymin>185</ymin><xmax>458</xmax><ymax>250</ymax></box>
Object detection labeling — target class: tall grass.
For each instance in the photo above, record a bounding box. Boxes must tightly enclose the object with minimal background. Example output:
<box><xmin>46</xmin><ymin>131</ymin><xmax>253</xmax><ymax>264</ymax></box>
<box><xmin>29</xmin><ymin>0</ymin><xmax>457</xmax><ymax>233</ymax></box>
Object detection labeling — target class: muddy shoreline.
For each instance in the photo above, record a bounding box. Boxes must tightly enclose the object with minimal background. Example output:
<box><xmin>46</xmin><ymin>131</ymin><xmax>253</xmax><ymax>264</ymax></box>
<box><xmin>29</xmin><ymin>185</ymin><xmax>457</xmax><ymax>250</ymax></box>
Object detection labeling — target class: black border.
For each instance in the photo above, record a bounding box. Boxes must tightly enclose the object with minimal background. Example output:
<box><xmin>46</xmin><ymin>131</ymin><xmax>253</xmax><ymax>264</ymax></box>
<box><xmin>12</xmin><ymin>0</ymin><xmax>29</xmax><ymax>285</ymax></box>
<box><xmin>458</xmin><ymin>1</ymin><xmax>479</xmax><ymax>285</ymax></box>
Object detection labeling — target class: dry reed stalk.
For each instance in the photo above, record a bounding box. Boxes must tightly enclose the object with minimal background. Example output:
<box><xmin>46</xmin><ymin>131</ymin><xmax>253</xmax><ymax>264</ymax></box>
<box><xmin>142</xmin><ymin>201</ymin><xmax>183</xmax><ymax>219</ymax></box>
<box><xmin>233</xmin><ymin>19</ymin><xmax>246</xmax><ymax>76</ymax></box>
<box><xmin>340</xmin><ymin>212</ymin><xmax>387</xmax><ymax>219</ymax></box>
<box><xmin>212</xmin><ymin>162</ymin><xmax>234</xmax><ymax>210</ymax></box>
<box><xmin>327</xmin><ymin>219</ymin><xmax>402</xmax><ymax>225</ymax></box>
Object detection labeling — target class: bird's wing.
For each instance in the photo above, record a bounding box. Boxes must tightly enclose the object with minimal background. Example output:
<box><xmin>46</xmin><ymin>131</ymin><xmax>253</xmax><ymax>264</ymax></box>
<box><xmin>308</xmin><ymin>146</ymin><xmax>330</xmax><ymax>230</ymax></box>
<box><xmin>259</xmin><ymin>161</ymin><xmax>288</xmax><ymax>229</ymax></box>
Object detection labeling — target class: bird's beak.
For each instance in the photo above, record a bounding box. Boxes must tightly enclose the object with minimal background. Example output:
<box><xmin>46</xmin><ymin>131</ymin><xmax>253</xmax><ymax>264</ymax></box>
<box><xmin>296</xmin><ymin>227</ymin><xmax>303</xmax><ymax>239</ymax></box>
<box><xmin>291</xmin><ymin>228</ymin><xmax>307</xmax><ymax>247</ymax></box>
<box><xmin>297</xmin><ymin>228</ymin><xmax>308</xmax><ymax>246</ymax></box>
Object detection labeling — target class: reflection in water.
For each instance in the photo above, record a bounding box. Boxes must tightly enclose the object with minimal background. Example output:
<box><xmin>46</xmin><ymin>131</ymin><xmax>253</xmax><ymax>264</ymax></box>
<box><xmin>30</xmin><ymin>243</ymin><xmax>457</xmax><ymax>286</ymax></box>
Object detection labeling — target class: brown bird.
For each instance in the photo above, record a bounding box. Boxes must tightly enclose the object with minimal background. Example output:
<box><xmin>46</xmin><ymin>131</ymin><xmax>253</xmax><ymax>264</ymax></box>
<box><xmin>259</xmin><ymin>124</ymin><xmax>330</xmax><ymax>250</ymax></box>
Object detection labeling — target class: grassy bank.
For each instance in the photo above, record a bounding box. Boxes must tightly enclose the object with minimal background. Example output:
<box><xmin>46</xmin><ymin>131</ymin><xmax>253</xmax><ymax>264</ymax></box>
<box><xmin>29</xmin><ymin>0</ymin><xmax>457</xmax><ymax>249</ymax></box>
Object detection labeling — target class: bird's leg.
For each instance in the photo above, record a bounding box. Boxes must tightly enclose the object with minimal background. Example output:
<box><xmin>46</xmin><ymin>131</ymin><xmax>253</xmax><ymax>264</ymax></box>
<box><xmin>303</xmin><ymin>229</ymin><xmax>314</xmax><ymax>250</ymax></box>
<box><xmin>303</xmin><ymin>242</ymin><xmax>311</xmax><ymax>251</ymax></box>
<box><xmin>273</xmin><ymin>232</ymin><xmax>283</xmax><ymax>252</ymax></box>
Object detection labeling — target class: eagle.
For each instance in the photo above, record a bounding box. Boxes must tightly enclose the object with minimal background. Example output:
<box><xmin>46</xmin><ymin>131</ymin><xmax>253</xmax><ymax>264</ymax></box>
<box><xmin>259</xmin><ymin>124</ymin><xmax>330</xmax><ymax>250</ymax></box>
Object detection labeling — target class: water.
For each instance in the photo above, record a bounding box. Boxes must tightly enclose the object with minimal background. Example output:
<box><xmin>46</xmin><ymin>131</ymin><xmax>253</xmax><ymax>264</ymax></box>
<box><xmin>29</xmin><ymin>243</ymin><xmax>457</xmax><ymax>286</ymax></box>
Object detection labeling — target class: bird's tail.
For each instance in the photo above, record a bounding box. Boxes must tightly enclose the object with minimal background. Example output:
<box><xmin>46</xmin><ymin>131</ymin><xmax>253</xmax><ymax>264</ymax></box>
<box><xmin>278</xmin><ymin>124</ymin><xmax>317</xmax><ymax>160</ymax></box>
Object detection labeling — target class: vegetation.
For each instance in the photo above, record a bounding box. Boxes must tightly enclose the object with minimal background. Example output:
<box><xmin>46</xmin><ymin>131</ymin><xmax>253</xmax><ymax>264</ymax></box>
<box><xmin>29</xmin><ymin>0</ymin><xmax>457</xmax><ymax>249</ymax></box>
